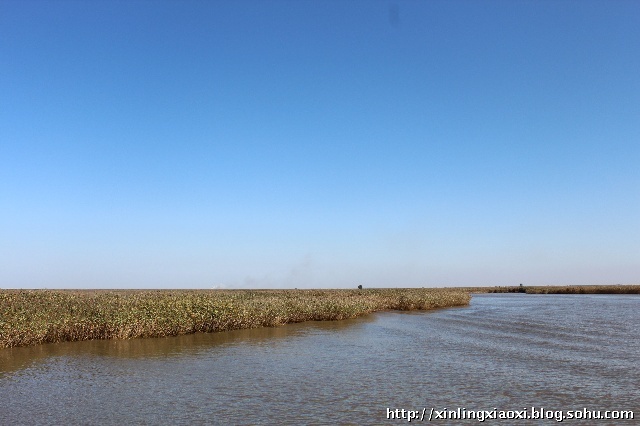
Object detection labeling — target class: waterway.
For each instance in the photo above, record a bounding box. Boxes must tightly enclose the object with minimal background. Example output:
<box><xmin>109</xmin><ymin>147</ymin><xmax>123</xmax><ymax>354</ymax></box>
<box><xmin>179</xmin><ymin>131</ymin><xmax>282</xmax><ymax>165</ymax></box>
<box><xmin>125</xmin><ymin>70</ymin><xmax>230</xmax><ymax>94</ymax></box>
<box><xmin>1</xmin><ymin>294</ymin><xmax>638</xmax><ymax>424</ymax></box>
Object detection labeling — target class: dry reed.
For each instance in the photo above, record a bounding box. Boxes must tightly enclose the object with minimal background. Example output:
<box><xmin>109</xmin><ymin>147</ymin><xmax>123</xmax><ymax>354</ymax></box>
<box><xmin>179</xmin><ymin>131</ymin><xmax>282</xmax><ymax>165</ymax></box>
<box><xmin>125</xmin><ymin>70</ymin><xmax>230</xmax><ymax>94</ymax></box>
<box><xmin>469</xmin><ymin>285</ymin><xmax>640</xmax><ymax>294</ymax></box>
<box><xmin>0</xmin><ymin>288</ymin><xmax>471</xmax><ymax>348</ymax></box>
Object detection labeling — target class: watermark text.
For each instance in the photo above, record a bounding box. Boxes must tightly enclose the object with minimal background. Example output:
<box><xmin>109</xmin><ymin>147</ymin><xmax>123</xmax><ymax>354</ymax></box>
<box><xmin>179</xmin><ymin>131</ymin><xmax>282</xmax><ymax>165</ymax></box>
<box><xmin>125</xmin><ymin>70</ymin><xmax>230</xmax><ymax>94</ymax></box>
<box><xmin>386</xmin><ymin>407</ymin><xmax>635</xmax><ymax>422</ymax></box>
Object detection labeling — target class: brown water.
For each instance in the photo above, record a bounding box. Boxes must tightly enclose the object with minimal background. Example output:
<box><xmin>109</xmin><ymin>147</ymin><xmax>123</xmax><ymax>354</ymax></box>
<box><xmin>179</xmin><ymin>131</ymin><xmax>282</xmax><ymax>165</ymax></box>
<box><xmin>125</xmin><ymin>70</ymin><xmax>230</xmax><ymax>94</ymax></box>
<box><xmin>1</xmin><ymin>294</ymin><xmax>638</xmax><ymax>425</ymax></box>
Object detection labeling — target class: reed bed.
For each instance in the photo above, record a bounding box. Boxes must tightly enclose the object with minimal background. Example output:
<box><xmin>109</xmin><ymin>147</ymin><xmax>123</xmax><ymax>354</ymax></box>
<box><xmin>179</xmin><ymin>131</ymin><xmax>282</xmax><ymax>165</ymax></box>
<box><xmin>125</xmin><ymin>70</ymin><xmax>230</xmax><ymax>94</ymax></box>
<box><xmin>0</xmin><ymin>288</ymin><xmax>470</xmax><ymax>349</ymax></box>
<box><xmin>466</xmin><ymin>284</ymin><xmax>640</xmax><ymax>294</ymax></box>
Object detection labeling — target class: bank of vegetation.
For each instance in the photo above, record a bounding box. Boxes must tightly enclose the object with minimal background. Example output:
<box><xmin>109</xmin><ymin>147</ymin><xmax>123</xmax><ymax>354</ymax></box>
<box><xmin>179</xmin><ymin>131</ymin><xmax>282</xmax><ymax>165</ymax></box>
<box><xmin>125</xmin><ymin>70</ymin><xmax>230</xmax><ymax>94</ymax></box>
<box><xmin>470</xmin><ymin>284</ymin><xmax>640</xmax><ymax>294</ymax></box>
<box><xmin>0</xmin><ymin>288</ymin><xmax>470</xmax><ymax>349</ymax></box>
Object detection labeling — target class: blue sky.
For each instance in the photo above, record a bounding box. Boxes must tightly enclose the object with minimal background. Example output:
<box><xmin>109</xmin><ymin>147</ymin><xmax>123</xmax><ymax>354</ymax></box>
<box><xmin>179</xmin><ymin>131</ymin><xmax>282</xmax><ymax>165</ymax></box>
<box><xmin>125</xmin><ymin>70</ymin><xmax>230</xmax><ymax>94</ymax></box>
<box><xmin>1</xmin><ymin>0</ymin><xmax>638</xmax><ymax>289</ymax></box>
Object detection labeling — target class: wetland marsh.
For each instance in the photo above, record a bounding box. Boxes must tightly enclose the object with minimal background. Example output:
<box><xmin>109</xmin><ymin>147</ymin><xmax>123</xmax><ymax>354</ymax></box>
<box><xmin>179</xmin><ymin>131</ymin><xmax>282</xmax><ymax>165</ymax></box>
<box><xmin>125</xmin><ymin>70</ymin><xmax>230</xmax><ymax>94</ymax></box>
<box><xmin>0</xmin><ymin>288</ymin><xmax>470</xmax><ymax>348</ymax></box>
<box><xmin>1</xmin><ymin>293</ymin><xmax>638</xmax><ymax>424</ymax></box>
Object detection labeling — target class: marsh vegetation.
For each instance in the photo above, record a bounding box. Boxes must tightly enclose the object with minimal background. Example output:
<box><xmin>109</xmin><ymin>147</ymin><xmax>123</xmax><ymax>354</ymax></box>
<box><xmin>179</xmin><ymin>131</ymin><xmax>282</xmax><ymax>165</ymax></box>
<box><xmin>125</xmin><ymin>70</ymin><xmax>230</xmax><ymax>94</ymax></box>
<box><xmin>472</xmin><ymin>284</ymin><xmax>640</xmax><ymax>294</ymax></box>
<box><xmin>0</xmin><ymin>288</ymin><xmax>470</xmax><ymax>348</ymax></box>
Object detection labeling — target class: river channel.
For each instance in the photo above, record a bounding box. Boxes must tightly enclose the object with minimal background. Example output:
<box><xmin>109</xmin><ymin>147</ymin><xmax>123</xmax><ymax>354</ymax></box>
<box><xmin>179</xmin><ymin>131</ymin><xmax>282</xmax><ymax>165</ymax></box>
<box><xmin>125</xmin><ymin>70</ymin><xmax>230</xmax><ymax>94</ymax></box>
<box><xmin>1</xmin><ymin>294</ymin><xmax>638</xmax><ymax>424</ymax></box>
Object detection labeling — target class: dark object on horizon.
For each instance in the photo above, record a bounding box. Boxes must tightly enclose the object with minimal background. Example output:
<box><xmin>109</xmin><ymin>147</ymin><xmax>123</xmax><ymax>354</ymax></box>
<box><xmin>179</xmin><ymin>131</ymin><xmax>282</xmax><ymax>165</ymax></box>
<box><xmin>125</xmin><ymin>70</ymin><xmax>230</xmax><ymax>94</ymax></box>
<box><xmin>358</xmin><ymin>285</ymin><xmax>363</xmax><ymax>290</ymax></box>
<box><xmin>494</xmin><ymin>283</ymin><xmax>527</xmax><ymax>293</ymax></box>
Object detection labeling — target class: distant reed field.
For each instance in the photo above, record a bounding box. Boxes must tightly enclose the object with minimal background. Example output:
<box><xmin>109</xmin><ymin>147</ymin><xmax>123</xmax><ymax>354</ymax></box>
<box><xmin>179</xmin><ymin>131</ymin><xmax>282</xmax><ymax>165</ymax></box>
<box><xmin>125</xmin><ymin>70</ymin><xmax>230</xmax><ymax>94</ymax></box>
<box><xmin>0</xmin><ymin>288</ymin><xmax>471</xmax><ymax>348</ymax></box>
<box><xmin>467</xmin><ymin>284</ymin><xmax>640</xmax><ymax>294</ymax></box>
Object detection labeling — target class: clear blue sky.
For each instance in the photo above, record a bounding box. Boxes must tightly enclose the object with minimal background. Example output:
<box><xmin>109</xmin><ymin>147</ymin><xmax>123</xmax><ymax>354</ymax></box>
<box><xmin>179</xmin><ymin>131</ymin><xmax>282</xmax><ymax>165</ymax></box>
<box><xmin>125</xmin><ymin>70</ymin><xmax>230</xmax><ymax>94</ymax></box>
<box><xmin>1</xmin><ymin>0</ymin><xmax>638</xmax><ymax>289</ymax></box>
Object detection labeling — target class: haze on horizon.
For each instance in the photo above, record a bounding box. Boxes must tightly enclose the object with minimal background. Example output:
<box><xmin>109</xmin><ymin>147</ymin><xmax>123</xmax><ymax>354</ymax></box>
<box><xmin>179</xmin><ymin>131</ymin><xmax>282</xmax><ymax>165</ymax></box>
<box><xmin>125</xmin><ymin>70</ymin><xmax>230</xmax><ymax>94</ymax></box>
<box><xmin>1</xmin><ymin>0</ymin><xmax>638</xmax><ymax>289</ymax></box>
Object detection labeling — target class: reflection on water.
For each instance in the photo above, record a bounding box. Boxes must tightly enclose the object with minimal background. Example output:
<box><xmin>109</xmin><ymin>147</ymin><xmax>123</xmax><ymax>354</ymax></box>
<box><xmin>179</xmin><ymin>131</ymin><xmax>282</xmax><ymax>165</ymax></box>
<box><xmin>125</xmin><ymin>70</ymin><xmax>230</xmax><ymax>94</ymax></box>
<box><xmin>0</xmin><ymin>314</ymin><xmax>374</xmax><ymax>374</ymax></box>
<box><xmin>1</xmin><ymin>294</ymin><xmax>639</xmax><ymax>425</ymax></box>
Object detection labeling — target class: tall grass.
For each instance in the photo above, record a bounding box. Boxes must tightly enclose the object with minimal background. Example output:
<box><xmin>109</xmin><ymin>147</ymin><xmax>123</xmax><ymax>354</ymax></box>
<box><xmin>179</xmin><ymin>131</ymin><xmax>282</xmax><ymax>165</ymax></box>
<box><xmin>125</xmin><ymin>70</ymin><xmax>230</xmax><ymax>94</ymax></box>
<box><xmin>0</xmin><ymin>288</ymin><xmax>471</xmax><ymax>348</ymax></box>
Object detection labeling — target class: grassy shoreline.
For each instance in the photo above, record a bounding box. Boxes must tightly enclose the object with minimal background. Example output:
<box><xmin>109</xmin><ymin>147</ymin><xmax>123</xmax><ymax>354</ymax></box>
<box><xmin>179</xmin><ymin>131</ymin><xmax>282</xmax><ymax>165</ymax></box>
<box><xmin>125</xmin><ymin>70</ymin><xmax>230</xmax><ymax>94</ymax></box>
<box><xmin>466</xmin><ymin>284</ymin><xmax>640</xmax><ymax>294</ymax></box>
<box><xmin>0</xmin><ymin>288</ymin><xmax>470</xmax><ymax>349</ymax></box>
